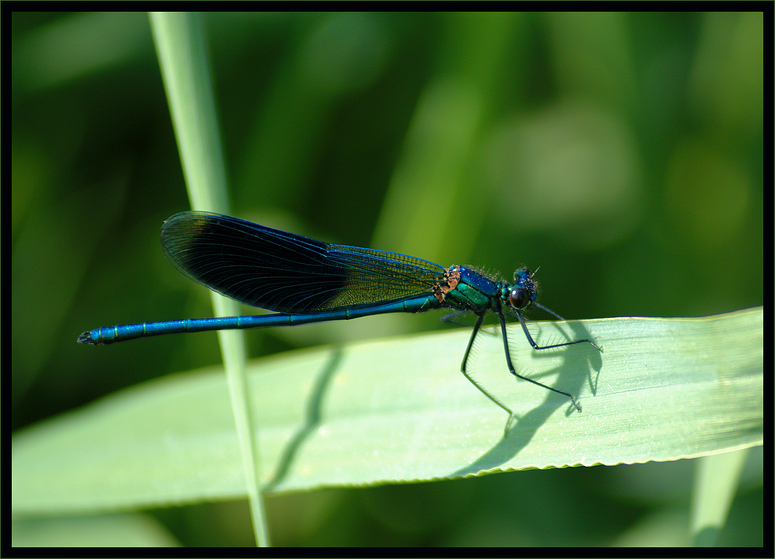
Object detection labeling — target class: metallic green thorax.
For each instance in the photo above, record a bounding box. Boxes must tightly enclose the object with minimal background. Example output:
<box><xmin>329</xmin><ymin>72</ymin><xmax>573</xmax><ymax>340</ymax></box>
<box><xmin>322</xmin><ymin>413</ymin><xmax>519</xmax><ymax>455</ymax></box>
<box><xmin>440</xmin><ymin>265</ymin><xmax>538</xmax><ymax>316</ymax></box>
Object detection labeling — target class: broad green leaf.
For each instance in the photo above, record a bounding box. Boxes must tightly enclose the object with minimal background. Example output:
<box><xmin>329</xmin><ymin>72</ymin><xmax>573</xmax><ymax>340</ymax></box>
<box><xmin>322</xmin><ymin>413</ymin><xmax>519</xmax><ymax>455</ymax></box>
<box><xmin>13</xmin><ymin>307</ymin><xmax>762</xmax><ymax>515</ymax></box>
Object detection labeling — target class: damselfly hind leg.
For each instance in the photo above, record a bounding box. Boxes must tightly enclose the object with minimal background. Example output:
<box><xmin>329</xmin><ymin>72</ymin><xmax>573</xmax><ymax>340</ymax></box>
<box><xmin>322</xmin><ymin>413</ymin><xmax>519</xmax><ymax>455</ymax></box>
<box><xmin>460</xmin><ymin>313</ymin><xmax>517</xmax><ymax>437</ymax></box>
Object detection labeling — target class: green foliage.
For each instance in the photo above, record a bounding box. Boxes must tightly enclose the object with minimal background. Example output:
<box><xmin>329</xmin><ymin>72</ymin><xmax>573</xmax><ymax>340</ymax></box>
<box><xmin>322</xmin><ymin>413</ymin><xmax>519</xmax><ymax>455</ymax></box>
<box><xmin>13</xmin><ymin>11</ymin><xmax>762</xmax><ymax>546</ymax></box>
<box><xmin>14</xmin><ymin>308</ymin><xmax>762</xmax><ymax>514</ymax></box>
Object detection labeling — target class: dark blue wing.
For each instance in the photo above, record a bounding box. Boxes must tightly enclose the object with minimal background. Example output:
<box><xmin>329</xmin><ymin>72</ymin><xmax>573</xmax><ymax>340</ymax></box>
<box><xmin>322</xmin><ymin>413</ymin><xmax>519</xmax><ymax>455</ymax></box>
<box><xmin>161</xmin><ymin>211</ymin><xmax>447</xmax><ymax>313</ymax></box>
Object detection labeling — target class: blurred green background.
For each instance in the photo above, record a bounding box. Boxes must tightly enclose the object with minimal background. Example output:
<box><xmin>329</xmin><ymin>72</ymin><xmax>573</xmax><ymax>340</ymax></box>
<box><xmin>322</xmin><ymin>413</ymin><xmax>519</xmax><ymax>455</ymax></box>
<box><xmin>12</xmin><ymin>12</ymin><xmax>762</xmax><ymax>546</ymax></box>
